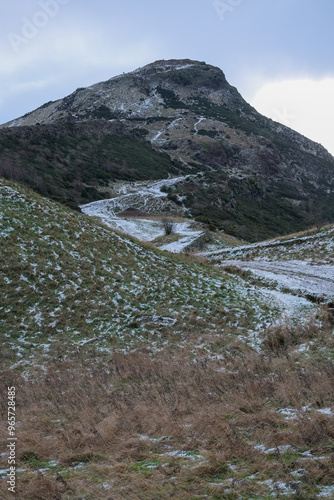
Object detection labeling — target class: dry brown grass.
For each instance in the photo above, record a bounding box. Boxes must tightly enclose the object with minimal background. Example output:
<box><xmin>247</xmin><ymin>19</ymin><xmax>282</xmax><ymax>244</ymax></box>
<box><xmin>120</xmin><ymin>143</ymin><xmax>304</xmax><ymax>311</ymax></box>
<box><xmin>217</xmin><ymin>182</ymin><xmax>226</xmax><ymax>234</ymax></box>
<box><xmin>1</xmin><ymin>312</ymin><xmax>334</xmax><ymax>498</ymax></box>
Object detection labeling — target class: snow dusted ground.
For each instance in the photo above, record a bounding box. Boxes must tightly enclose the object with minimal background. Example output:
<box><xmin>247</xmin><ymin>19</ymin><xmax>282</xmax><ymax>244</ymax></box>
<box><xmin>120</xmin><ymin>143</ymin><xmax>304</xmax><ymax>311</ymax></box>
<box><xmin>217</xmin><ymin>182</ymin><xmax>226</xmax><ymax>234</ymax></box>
<box><xmin>159</xmin><ymin>224</ymin><xmax>203</xmax><ymax>253</ymax></box>
<box><xmin>81</xmin><ymin>176</ymin><xmax>204</xmax><ymax>251</ymax></box>
<box><xmin>84</xmin><ymin>213</ymin><xmax>166</xmax><ymax>242</ymax></box>
<box><xmin>261</xmin><ymin>289</ymin><xmax>314</xmax><ymax>318</ymax></box>
<box><xmin>219</xmin><ymin>260</ymin><xmax>334</xmax><ymax>301</ymax></box>
<box><xmin>202</xmin><ymin>226</ymin><xmax>334</xmax><ymax>263</ymax></box>
<box><xmin>82</xmin><ymin>176</ymin><xmax>187</xmax><ymax>214</ymax></box>
<box><xmin>81</xmin><ymin>175</ymin><xmax>334</xmax><ymax>307</ymax></box>
<box><xmin>202</xmin><ymin>227</ymin><xmax>334</xmax><ymax>303</ymax></box>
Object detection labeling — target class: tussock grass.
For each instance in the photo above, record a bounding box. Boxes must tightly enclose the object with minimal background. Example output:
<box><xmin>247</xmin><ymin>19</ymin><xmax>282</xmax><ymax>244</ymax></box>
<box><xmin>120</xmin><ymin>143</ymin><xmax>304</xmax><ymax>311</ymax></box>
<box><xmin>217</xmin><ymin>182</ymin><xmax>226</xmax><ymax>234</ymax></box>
<box><xmin>1</xmin><ymin>313</ymin><xmax>334</xmax><ymax>499</ymax></box>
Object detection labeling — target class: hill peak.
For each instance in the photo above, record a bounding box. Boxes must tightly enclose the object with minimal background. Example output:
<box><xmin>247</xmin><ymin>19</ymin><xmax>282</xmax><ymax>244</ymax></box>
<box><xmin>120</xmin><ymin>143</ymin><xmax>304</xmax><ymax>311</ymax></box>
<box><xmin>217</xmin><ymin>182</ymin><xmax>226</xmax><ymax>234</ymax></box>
<box><xmin>132</xmin><ymin>58</ymin><xmax>206</xmax><ymax>73</ymax></box>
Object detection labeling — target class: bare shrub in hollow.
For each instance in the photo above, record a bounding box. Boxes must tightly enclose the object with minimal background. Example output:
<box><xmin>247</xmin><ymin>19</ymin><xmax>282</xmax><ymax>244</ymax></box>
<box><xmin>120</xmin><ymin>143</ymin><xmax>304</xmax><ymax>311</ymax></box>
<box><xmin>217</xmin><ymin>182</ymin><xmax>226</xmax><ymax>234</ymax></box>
<box><xmin>160</xmin><ymin>217</ymin><xmax>175</xmax><ymax>235</ymax></box>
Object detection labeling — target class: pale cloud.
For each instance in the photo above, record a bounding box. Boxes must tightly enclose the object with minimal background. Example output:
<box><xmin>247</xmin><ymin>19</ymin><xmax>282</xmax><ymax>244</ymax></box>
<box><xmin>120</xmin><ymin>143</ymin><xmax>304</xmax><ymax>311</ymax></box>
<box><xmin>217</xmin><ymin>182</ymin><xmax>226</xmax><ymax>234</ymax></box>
<box><xmin>50</xmin><ymin>32</ymin><xmax>156</xmax><ymax>70</ymax></box>
<box><xmin>0</xmin><ymin>21</ymin><xmax>158</xmax><ymax>121</ymax></box>
<box><xmin>1</xmin><ymin>24</ymin><xmax>156</xmax><ymax>76</ymax></box>
<box><xmin>10</xmin><ymin>79</ymin><xmax>53</xmax><ymax>94</ymax></box>
<box><xmin>251</xmin><ymin>79</ymin><xmax>334</xmax><ymax>156</ymax></box>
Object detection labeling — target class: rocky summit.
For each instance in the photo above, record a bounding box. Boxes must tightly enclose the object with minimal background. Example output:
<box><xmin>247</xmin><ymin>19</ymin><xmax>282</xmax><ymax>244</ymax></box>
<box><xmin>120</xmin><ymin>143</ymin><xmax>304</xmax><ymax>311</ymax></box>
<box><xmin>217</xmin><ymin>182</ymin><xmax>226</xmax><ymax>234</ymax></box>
<box><xmin>1</xmin><ymin>59</ymin><xmax>334</xmax><ymax>240</ymax></box>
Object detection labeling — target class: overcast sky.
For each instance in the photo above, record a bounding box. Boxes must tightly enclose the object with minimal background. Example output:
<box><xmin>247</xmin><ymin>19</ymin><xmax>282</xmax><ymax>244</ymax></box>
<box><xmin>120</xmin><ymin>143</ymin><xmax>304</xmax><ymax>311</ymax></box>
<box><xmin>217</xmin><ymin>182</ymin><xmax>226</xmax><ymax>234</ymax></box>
<box><xmin>1</xmin><ymin>0</ymin><xmax>334</xmax><ymax>153</ymax></box>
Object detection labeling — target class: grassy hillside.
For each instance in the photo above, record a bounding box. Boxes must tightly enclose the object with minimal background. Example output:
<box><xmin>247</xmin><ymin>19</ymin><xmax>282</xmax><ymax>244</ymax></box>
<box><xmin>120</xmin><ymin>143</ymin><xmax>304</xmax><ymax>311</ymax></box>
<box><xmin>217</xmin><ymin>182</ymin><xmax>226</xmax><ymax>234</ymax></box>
<box><xmin>0</xmin><ymin>178</ymin><xmax>277</xmax><ymax>368</ymax></box>
<box><xmin>1</xmin><ymin>179</ymin><xmax>334</xmax><ymax>499</ymax></box>
<box><xmin>0</xmin><ymin>121</ymin><xmax>185</xmax><ymax>210</ymax></box>
<box><xmin>167</xmin><ymin>171</ymin><xmax>334</xmax><ymax>242</ymax></box>
<box><xmin>207</xmin><ymin>224</ymin><xmax>334</xmax><ymax>264</ymax></box>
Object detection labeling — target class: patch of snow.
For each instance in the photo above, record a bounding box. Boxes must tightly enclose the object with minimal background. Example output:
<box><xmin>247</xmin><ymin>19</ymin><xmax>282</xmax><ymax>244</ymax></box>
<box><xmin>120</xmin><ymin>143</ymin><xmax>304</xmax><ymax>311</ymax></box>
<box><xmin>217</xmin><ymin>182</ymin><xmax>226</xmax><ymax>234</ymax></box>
<box><xmin>164</xmin><ymin>450</ymin><xmax>202</xmax><ymax>461</ymax></box>
<box><xmin>194</xmin><ymin>116</ymin><xmax>205</xmax><ymax>134</ymax></box>
<box><xmin>81</xmin><ymin>176</ymin><xmax>202</xmax><ymax>250</ymax></box>
<box><xmin>262</xmin><ymin>479</ymin><xmax>296</xmax><ymax>495</ymax></box>
<box><xmin>152</xmin><ymin>130</ymin><xmax>163</xmax><ymax>142</ymax></box>
<box><xmin>316</xmin><ymin>408</ymin><xmax>333</xmax><ymax>415</ymax></box>
<box><xmin>254</xmin><ymin>444</ymin><xmax>294</xmax><ymax>454</ymax></box>
<box><xmin>71</xmin><ymin>462</ymin><xmax>86</xmax><ymax>469</ymax></box>
<box><xmin>263</xmin><ymin>289</ymin><xmax>314</xmax><ymax>316</ymax></box>
<box><xmin>159</xmin><ymin>225</ymin><xmax>203</xmax><ymax>253</ymax></box>
<box><xmin>294</xmin><ymin>343</ymin><xmax>310</xmax><ymax>353</ymax></box>
<box><xmin>219</xmin><ymin>259</ymin><xmax>334</xmax><ymax>301</ymax></box>
<box><xmin>102</xmin><ymin>482</ymin><xmax>113</xmax><ymax>490</ymax></box>
<box><xmin>318</xmin><ymin>486</ymin><xmax>334</xmax><ymax>497</ymax></box>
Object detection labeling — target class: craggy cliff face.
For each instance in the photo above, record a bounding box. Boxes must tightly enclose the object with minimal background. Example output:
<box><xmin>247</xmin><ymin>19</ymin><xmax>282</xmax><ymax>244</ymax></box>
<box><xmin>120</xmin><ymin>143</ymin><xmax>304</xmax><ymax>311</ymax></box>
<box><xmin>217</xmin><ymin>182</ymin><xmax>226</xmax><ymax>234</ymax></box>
<box><xmin>2</xmin><ymin>59</ymin><xmax>334</xmax><ymax>240</ymax></box>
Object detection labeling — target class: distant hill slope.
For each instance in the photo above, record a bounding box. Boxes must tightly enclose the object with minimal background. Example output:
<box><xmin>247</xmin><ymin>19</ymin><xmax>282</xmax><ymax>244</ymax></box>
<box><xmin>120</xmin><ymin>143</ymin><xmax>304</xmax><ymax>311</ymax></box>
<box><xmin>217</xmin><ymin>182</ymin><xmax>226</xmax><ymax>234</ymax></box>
<box><xmin>1</xmin><ymin>59</ymin><xmax>334</xmax><ymax>240</ymax></box>
<box><xmin>0</xmin><ymin>120</ymin><xmax>185</xmax><ymax>210</ymax></box>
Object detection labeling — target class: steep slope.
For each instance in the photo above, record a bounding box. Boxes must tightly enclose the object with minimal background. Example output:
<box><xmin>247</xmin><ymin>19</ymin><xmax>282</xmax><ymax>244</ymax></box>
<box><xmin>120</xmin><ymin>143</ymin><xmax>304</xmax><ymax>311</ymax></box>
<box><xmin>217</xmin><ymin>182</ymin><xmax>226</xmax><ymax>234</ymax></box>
<box><xmin>2</xmin><ymin>59</ymin><xmax>334</xmax><ymax>240</ymax></box>
<box><xmin>0</xmin><ymin>120</ymin><xmax>185</xmax><ymax>210</ymax></box>
<box><xmin>1</xmin><ymin>178</ymin><xmax>302</xmax><ymax>369</ymax></box>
